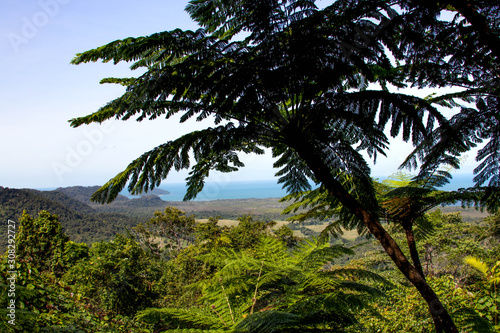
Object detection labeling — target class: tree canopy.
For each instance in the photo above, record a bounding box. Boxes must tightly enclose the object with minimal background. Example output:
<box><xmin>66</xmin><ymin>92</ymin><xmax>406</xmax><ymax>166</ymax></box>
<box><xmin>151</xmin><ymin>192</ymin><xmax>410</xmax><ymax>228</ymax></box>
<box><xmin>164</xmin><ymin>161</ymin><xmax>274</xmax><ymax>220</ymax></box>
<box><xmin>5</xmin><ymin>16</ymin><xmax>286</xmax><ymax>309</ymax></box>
<box><xmin>70</xmin><ymin>1</ymin><xmax>500</xmax><ymax>332</ymax></box>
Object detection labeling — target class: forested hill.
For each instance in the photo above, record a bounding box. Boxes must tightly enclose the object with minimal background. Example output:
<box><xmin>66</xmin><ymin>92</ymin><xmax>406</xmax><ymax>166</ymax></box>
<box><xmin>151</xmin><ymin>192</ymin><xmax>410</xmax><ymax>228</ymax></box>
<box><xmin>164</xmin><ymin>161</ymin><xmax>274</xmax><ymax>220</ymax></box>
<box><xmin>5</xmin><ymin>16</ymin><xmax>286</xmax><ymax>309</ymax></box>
<box><xmin>0</xmin><ymin>185</ymin><xmax>292</xmax><ymax>252</ymax></box>
<box><xmin>55</xmin><ymin>185</ymin><xmax>130</xmax><ymax>204</ymax></box>
<box><xmin>0</xmin><ymin>186</ymin><xmax>143</xmax><ymax>251</ymax></box>
<box><xmin>0</xmin><ymin>186</ymin><xmax>93</xmax><ymax>221</ymax></box>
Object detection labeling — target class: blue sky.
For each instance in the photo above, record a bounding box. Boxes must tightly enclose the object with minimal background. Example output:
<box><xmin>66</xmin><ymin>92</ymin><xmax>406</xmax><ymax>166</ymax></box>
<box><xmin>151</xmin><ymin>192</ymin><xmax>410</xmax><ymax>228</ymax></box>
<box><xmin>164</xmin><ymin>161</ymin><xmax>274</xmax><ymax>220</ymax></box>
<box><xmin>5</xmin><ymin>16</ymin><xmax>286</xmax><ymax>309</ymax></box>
<box><xmin>0</xmin><ymin>0</ymin><xmax>478</xmax><ymax>189</ymax></box>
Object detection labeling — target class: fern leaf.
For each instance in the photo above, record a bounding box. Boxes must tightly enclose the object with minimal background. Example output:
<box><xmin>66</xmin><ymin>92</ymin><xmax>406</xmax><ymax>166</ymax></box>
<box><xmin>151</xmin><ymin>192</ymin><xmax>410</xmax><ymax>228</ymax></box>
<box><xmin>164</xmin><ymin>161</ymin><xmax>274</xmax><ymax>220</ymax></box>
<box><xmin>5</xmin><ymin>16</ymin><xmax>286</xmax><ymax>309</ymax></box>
<box><xmin>464</xmin><ymin>256</ymin><xmax>489</xmax><ymax>276</ymax></box>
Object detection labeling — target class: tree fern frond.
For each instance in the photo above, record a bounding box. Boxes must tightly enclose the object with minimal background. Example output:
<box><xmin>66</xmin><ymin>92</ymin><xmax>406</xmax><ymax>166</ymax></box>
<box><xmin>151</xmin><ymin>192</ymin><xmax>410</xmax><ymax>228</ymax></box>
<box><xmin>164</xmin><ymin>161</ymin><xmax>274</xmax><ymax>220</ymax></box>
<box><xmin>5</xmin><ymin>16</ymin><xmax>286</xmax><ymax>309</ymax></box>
<box><xmin>287</xmin><ymin>291</ymin><xmax>370</xmax><ymax>324</ymax></box>
<box><xmin>324</xmin><ymin>90</ymin><xmax>445</xmax><ymax>148</ymax></box>
<box><xmin>71</xmin><ymin>28</ymin><xmax>212</xmax><ymax>65</ymax></box>
<box><xmin>89</xmin><ymin>124</ymin><xmax>265</xmax><ymax>203</ymax></box>
<box><xmin>233</xmin><ymin>311</ymin><xmax>301</xmax><ymax>333</ymax></box>
<box><xmin>135</xmin><ymin>307</ymin><xmax>224</xmax><ymax>330</ymax></box>
<box><xmin>280</xmin><ymin>188</ymin><xmax>329</xmax><ymax>215</ymax></box>
<box><xmin>464</xmin><ymin>256</ymin><xmax>489</xmax><ymax>276</ymax></box>
<box><xmin>424</xmin><ymin>89</ymin><xmax>477</xmax><ymax>108</ymax></box>
<box><xmin>99</xmin><ymin>77</ymin><xmax>136</xmax><ymax>86</ymax></box>
<box><xmin>412</xmin><ymin>215</ymin><xmax>437</xmax><ymax>241</ymax></box>
<box><xmin>273</xmin><ymin>146</ymin><xmax>315</xmax><ymax>193</ymax></box>
<box><xmin>317</xmin><ymin>220</ymin><xmax>346</xmax><ymax>244</ymax></box>
<box><xmin>452</xmin><ymin>307</ymin><xmax>494</xmax><ymax>333</ymax></box>
<box><xmin>295</xmin><ymin>243</ymin><xmax>355</xmax><ymax>270</ymax></box>
<box><xmin>280</xmin><ymin>183</ymin><xmax>374</xmax><ymax>239</ymax></box>
<box><xmin>155</xmin><ymin>329</ymin><xmax>226</xmax><ymax>333</ymax></box>
<box><xmin>299</xmin><ymin>271</ymin><xmax>342</xmax><ymax>293</ymax></box>
<box><xmin>473</xmin><ymin>96</ymin><xmax>500</xmax><ymax>187</ymax></box>
<box><xmin>336</xmin><ymin>281</ymin><xmax>387</xmax><ymax>297</ymax></box>
<box><xmin>326</xmin><ymin>268</ymin><xmax>391</xmax><ymax>286</ymax></box>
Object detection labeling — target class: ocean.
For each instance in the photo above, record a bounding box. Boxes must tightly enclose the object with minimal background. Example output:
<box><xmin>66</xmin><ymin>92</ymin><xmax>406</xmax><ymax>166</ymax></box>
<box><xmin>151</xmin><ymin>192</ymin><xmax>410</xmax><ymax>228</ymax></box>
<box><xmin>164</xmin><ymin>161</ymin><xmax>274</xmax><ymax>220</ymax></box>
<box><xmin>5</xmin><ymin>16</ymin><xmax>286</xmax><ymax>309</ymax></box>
<box><xmin>131</xmin><ymin>180</ymin><xmax>289</xmax><ymax>202</ymax></box>
<box><xmin>129</xmin><ymin>174</ymin><xmax>476</xmax><ymax>202</ymax></box>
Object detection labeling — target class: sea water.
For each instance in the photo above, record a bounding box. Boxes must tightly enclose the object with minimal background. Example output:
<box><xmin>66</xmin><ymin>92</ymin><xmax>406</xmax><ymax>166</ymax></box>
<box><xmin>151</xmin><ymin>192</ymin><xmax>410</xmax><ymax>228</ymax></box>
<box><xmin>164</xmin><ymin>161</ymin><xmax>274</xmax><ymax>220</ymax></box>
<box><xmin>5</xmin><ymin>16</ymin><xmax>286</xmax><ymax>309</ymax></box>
<box><xmin>134</xmin><ymin>174</ymin><xmax>476</xmax><ymax>202</ymax></box>
<box><xmin>149</xmin><ymin>180</ymin><xmax>289</xmax><ymax>202</ymax></box>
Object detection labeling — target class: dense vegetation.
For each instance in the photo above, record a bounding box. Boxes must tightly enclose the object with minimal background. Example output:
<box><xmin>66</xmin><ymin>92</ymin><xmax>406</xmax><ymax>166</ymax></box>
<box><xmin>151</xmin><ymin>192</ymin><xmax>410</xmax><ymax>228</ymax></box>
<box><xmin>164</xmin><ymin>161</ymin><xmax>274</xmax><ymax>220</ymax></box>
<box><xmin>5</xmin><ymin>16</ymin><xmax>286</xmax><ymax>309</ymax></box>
<box><xmin>1</xmin><ymin>203</ymin><xmax>499</xmax><ymax>332</ymax></box>
<box><xmin>68</xmin><ymin>0</ymin><xmax>499</xmax><ymax>331</ymax></box>
<box><xmin>2</xmin><ymin>0</ymin><xmax>498</xmax><ymax>331</ymax></box>
<box><xmin>0</xmin><ymin>187</ymin><xmax>142</xmax><ymax>251</ymax></box>
<box><xmin>0</xmin><ymin>186</ymin><xmax>299</xmax><ymax>252</ymax></box>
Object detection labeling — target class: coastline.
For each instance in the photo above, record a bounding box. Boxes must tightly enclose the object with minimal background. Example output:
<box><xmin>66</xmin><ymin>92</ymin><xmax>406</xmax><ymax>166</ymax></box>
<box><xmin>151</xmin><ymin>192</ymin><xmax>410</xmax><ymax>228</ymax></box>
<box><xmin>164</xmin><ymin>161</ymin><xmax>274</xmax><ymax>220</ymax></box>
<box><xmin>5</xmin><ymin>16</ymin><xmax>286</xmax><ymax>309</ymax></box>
<box><xmin>122</xmin><ymin>173</ymin><xmax>476</xmax><ymax>202</ymax></box>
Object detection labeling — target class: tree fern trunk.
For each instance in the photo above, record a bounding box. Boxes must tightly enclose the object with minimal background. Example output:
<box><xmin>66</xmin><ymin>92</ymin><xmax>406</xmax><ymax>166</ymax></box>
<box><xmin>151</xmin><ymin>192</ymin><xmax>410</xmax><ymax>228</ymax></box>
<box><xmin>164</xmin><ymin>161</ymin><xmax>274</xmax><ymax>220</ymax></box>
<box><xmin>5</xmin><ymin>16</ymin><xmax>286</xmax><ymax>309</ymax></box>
<box><xmin>404</xmin><ymin>224</ymin><xmax>426</xmax><ymax>279</ymax></box>
<box><xmin>293</xmin><ymin>144</ymin><xmax>458</xmax><ymax>333</ymax></box>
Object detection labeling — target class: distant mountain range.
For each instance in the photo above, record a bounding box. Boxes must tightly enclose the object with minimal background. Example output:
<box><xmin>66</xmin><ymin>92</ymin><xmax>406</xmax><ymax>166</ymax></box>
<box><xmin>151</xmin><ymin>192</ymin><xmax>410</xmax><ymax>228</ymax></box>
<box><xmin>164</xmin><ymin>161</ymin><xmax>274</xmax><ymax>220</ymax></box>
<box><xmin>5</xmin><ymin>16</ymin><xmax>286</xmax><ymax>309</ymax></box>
<box><xmin>54</xmin><ymin>185</ymin><xmax>170</xmax><ymax>203</ymax></box>
<box><xmin>0</xmin><ymin>186</ymin><xmax>158</xmax><ymax>251</ymax></box>
<box><xmin>0</xmin><ymin>185</ymin><xmax>295</xmax><ymax>252</ymax></box>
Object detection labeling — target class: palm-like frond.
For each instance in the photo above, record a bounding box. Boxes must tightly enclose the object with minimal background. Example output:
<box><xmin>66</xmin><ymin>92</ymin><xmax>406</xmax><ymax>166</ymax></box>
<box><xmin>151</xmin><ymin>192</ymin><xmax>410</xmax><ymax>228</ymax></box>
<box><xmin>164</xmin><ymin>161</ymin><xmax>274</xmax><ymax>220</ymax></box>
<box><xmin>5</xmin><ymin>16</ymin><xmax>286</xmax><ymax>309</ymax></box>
<box><xmin>89</xmin><ymin>123</ymin><xmax>264</xmax><ymax>203</ymax></box>
<box><xmin>293</xmin><ymin>242</ymin><xmax>355</xmax><ymax>271</ymax></box>
<box><xmin>187</xmin><ymin>0</ymin><xmax>319</xmax><ymax>41</ymax></box>
<box><xmin>401</xmin><ymin>107</ymin><xmax>480</xmax><ymax>173</ymax></box>
<box><xmin>273</xmin><ymin>146</ymin><xmax>315</xmax><ymax>194</ymax></box>
<box><xmin>69</xmin><ymin>0</ymin><xmax>454</xmax><ymax>209</ymax></box>
<box><xmin>451</xmin><ymin>307</ymin><xmax>495</xmax><ymax>333</ymax></box>
<box><xmin>233</xmin><ymin>311</ymin><xmax>301</xmax><ymax>333</ymax></box>
<box><xmin>280</xmin><ymin>175</ymin><xmax>381</xmax><ymax>239</ymax></box>
<box><xmin>71</xmin><ymin>28</ymin><xmax>212</xmax><ymax>65</ymax></box>
<box><xmin>473</xmin><ymin>96</ymin><xmax>500</xmax><ymax>187</ymax></box>
<box><xmin>401</xmin><ymin>94</ymin><xmax>500</xmax><ymax>206</ymax></box>
<box><xmin>135</xmin><ymin>307</ymin><xmax>225</xmax><ymax>330</ymax></box>
<box><xmin>190</xmin><ymin>235</ymin><xmax>386</xmax><ymax>332</ymax></box>
<box><xmin>464</xmin><ymin>256</ymin><xmax>489</xmax><ymax>277</ymax></box>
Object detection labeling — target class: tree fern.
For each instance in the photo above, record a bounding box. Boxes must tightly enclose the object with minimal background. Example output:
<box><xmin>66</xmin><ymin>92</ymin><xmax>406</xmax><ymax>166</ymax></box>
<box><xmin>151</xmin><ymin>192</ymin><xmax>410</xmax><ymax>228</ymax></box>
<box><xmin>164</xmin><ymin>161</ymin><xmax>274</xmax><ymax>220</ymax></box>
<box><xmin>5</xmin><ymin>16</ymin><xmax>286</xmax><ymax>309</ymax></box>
<box><xmin>451</xmin><ymin>307</ymin><xmax>494</xmax><ymax>333</ymax></box>
<box><xmin>136</xmin><ymin>307</ymin><xmax>225</xmax><ymax>330</ymax></box>
<box><xmin>463</xmin><ymin>256</ymin><xmax>500</xmax><ymax>330</ymax></box>
<box><xmin>193</xmin><ymin>236</ymin><xmax>388</xmax><ymax>332</ymax></box>
<box><xmin>70</xmin><ymin>1</ymin><xmax>500</xmax><ymax>330</ymax></box>
<box><xmin>233</xmin><ymin>311</ymin><xmax>301</xmax><ymax>333</ymax></box>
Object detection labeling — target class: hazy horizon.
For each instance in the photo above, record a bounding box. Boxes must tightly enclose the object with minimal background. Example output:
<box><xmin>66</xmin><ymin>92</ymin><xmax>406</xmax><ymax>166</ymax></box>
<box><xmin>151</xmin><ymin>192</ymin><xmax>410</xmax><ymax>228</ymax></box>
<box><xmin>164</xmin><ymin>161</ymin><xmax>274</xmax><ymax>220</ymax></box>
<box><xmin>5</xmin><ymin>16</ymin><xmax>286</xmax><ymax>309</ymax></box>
<box><xmin>1</xmin><ymin>1</ymin><xmax>483</xmax><ymax>191</ymax></box>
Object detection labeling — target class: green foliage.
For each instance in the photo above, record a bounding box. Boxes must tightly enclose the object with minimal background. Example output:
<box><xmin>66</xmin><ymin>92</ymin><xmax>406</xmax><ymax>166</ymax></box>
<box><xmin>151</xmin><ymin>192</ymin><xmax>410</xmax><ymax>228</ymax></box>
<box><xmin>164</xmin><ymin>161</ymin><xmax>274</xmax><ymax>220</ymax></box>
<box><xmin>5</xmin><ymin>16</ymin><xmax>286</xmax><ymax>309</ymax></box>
<box><xmin>154</xmin><ymin>244</ymin><xmax>212</xmax><ymax>309</ymax></box>
<box><xmin>2</xmin><ymin>202</ymin><xmax>499</xmax><ymax>331</ymax></box>
<box><xmin>479</xmin><ymin>211</ymin><xmax>500</xmax><ymax>244</ymax></box>
<box><xmin>273</xmin><ymin>225</ymin><xmax>298</xmax><ymax>248</ymax></box>
<box><xmin>16</xmin><ymin>211</ymin><xmax>70</xmax><ymax>276</ymax></box>
<box><xmin>63</xmin><ymin>240</ymin><xmax>90</xmax><ymax>266</ymax></box>
<box><xmin>381</xmin><ymin>171</ymin><xmax>414</xmax><ymax>188</ymax></box>
<box><xmin>464</xmin><ymin>257</ymin><xmax>500</xmax><ymax>328</ymax></box>
<box><xmin>223</xmin><ymin>216</ymin><xmax>277</xmax><ymax>251</ymax></box>
<box><xmin>53</xmin><ymin>1</ymin><xmax>500</xmax><ymax>331</ymax></box>
<box><xmin>0</xmin><ymin>259</ymin><xmax>149</xmax><ymax>332</ymax></box>
<box><xmin>346</xmin><ymin>209</ymin><xmax>493</xmax><ymax>282</ymax></box>
<box><xmin>63</xmin><ymin>234</ymin><xmax>163</xmax><ymax>317</ymax></box>
<box><xmin>0</xmin><ymin>260</ymin><xmax>75</xmax><ymax>332</ymax></box>
<box><xmin>195</xmin><ymin>215</ymin><xmax>278</xmax><ymax>252</ymax></box>
<box><xmin>154</xmin><ymin>215</ymin><xmax>285</xmax><ymax>310</ymax></box>
<box><xmin>195</xmin><ymin>216</ymin><xmax>229</xmax><ymax>248</ymax></box>
<box><xmin>139</xmin><ymin>235</ymin><xmax>388</xmax><ymax>332</ymax></box>
<box><xmin>137</xmin><ymin>307</ymin><xmax>226</xmax><ymax>331</ymax></box>
<box><xmin>133</xmin><ymin>206</ymin><xmax>196</xmax><ymax>258</ymax></box>
<box><xmin>360</xmin><ymin>275</ymin><xmax>493</xmax><ymax>333</ymax></box>
<box><xmin>421</xmin><ymin>210</ymin><xmax>489</xmax><ymax>278</ymax></box>
<box><xmin>0</xmin><ymin>187</ymin><xmax>143</xmax><ymax>252</ymax></box>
